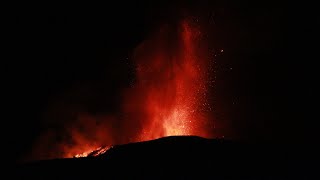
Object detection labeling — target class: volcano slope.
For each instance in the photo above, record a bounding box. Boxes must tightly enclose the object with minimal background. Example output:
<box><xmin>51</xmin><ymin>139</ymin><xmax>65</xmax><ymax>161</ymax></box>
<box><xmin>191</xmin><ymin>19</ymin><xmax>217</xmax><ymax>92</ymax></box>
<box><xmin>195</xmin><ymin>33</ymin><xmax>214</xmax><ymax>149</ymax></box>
<box><xmin>13</xmin><ymin>136</ymin><xmax>315</xmax><ymax>179</ymax></box>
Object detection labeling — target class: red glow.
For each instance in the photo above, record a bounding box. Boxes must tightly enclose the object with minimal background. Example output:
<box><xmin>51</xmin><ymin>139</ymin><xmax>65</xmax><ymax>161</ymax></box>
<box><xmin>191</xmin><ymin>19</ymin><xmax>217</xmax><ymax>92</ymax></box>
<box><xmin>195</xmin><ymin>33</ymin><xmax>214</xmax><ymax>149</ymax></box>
<box><xmin>31</xmin><ymin>18</ymin><xmax>215</xmax><ymax>160</ymax></box>
<box><xmin>123</xmin><ymin>20</ymin><xmax>212</xmax><ymax>142</ymax></box>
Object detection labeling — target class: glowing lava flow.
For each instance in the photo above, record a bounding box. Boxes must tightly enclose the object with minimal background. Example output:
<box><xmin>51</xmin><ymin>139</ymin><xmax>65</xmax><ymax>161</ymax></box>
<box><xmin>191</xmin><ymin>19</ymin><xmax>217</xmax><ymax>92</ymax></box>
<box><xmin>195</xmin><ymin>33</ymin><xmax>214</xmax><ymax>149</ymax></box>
<box><xmin>74</xmin><ymin>146</ymin><xmax>111</xmax><ymax>158</ymax></box>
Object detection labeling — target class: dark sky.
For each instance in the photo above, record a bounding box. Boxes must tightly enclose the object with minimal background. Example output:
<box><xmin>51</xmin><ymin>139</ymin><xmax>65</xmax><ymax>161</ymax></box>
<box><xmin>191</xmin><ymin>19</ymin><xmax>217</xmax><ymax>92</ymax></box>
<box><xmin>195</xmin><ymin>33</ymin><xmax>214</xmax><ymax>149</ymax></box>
<box><xmin>4</xmin><ymin>1</ymin><xmax>318</xmax><ymax>163</ymax></box>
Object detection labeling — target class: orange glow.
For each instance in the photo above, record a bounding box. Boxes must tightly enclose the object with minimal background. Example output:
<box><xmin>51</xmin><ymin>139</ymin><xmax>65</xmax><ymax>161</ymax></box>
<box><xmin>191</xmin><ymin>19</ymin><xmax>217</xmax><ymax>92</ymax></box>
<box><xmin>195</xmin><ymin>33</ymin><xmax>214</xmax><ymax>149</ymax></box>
<box><xmin>125</xmin><ymin>19</ymin><xmax>212</xmax><ymax>143</ymax></box>
<box><xmin>31</xmin><ymin>18</ymin><xmax>215</xmax><ymax>160</ymax></box>
<box><xmin>74</xmin><ymin>149</ymin><xmax>96</xmax><ymax>158</ymax></box>
<box><xmin>71</xmin><ymin>19</ymin><xmax>213</xmax><ymax>157</ymax></box>
<box><xmin>74</xmin><ymin>146</ymin><xmax>111</xmax><ymax>158</ymax></box>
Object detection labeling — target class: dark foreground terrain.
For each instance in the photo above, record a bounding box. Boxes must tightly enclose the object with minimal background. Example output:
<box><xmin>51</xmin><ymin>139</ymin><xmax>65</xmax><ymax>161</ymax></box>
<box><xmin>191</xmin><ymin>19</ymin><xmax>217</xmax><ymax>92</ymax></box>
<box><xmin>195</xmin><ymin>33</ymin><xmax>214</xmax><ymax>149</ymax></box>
<box><xmin>12</xmin><ymin>136</ymin><xmax>315</xmax><ymax>179</ymax></box>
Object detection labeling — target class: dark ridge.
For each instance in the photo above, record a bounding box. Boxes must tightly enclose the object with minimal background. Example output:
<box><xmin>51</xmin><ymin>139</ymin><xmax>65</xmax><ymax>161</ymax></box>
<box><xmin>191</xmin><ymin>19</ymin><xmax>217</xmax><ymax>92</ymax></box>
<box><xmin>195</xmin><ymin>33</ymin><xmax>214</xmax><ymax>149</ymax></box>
<box><xmin>13</xmin><ymin>136</ymin><xmax>315</xmax><ymax>179</ymax></box>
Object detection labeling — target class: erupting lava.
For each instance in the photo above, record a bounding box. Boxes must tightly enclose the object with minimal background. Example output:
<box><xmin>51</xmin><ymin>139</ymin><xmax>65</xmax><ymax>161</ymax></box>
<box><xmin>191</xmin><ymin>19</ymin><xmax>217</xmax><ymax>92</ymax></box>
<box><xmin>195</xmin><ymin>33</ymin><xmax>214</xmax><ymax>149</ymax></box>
<box><xmin>126</xmin><ymin>19</ymin><xmax>212</xmax><ymax>142</ymax></box>
<box><xmin>32</xmin><ymin>17</ymin><xmax>215</xmax><ymax>160</ymax></box>
<box><xmin>73</xmin><ymin>19</ymin><xmax>213</xmax><ymax>158</ymax></box>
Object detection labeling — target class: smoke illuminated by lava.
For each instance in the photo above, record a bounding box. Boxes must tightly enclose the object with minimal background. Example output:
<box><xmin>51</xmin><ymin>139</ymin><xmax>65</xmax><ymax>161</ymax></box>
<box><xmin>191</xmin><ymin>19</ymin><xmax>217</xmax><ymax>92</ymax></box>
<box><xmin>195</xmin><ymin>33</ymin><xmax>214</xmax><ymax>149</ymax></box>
<box><xmin>122</xmin><ymin>19</ymin><xmax>213</xmax><ymax>142</ymax></box>
<box><xmin>30</xmin><ymin>18</ymin><xmax>216</xmax><ymax>160</ymax></box>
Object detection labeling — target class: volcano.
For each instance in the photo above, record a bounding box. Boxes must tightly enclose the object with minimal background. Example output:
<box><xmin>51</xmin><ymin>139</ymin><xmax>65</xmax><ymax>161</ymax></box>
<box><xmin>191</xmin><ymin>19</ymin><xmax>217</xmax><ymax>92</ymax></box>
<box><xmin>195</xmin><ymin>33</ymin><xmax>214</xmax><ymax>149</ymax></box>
<box><xmin>30</xmin><ymin>17</ymin><xmax>218</xmax><ymax>160</ymax></box>
<box><xmin>14</xmin><ymin>136</ymin><xmax>314</xmax><ymax>179</ymax></box>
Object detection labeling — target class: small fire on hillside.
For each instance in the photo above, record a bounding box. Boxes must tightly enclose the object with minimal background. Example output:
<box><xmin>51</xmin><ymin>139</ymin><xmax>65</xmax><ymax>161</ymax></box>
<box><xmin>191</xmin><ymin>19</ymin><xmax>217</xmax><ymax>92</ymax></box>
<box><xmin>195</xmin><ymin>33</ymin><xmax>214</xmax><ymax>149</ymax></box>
<box><xmin>74</xmin><ymin>146</ymin><xmax>111</xmax><ymax>158</ymax></box>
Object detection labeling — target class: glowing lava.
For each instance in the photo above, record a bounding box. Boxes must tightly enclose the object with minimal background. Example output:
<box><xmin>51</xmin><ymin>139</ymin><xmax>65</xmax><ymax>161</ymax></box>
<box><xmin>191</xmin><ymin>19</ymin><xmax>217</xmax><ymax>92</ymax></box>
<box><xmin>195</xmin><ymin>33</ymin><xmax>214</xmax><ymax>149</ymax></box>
<box><xmin>73</xmin><ymin>19</ymin><xmax>213</xmax><ymax>158</ymax></box>
<box><xmin>124</xmin><ymin>19</ymin><xmax>212</xmax><ymax>142</ymax></box>
<box><xmin>73</xmin><ymin>19</ymin><xmax>212</xmax><ymax>157</ymax></box>
<box><xmin>74</xmin><ymin>146</ymin><xmax>111</xmax><ymax>158</ymax></box>
<box><xmin>30</xmin><ymin>17</ymin><xmax>215</xmax><ymax>160</ymax></box>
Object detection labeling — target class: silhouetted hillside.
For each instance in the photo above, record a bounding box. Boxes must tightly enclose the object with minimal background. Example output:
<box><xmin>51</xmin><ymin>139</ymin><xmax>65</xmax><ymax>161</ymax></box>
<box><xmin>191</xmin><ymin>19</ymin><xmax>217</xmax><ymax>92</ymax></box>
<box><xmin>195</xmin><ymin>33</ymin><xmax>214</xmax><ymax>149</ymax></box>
<box><xmin>13</xmin><ymin>136</ymin><xmax>315</xmax><ymax>179</ymax></box>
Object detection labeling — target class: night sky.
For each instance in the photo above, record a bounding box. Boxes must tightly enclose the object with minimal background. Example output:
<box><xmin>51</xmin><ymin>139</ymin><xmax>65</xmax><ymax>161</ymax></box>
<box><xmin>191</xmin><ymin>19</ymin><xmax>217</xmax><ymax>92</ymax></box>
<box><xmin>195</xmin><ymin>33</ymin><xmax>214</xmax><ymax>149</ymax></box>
<box><xmin>5</xmin><ymin>1</ymin><xmax>317</xmax><ymax>163</ymax></box>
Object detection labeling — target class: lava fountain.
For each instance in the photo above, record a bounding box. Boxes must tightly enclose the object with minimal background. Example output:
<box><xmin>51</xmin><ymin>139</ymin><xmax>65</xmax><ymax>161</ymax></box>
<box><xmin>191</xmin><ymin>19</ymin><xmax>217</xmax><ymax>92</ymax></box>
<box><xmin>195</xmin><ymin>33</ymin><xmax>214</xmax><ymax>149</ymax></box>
<box><xmin>30</xmin><ymin>17</ymin><xmax>215</xmax><ymax>160</ymax></box>
<box><xmin>122</xmin><ymin>19</ymin><xmax>213</xmax><ymax>142</ymax></box>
